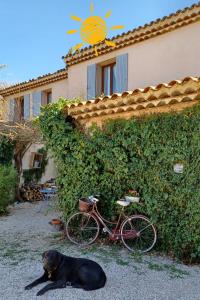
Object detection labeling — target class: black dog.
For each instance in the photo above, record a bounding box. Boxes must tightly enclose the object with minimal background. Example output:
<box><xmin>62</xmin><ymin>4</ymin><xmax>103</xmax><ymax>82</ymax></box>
<box><xmin>25</xmin><ymin>250</ymin><xmax>107</xmax><ymax>296</ymax></box>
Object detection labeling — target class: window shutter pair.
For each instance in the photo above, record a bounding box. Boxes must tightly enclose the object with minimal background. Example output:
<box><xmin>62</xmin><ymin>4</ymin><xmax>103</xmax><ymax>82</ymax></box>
<box><xmin>9</xmin><ymin>96</ymin><xmax>29</xmax><ymax>121</ymax></box>
<box><xmin>20</xmin><ymin>92</ymin><xmax>42</xmax><ymax>119</ymax></box>
<box><xmin>87</xmin><ymin>53</ymin><xmax>128</xmax><ymax>99</ymax></box>
<box><xmin>24</xmin><ymin>92</ymin><xmax>42</xmax><ymax>119</ymax></box>
<box><xmin>9</xmin><ymin>91</ymin><xmax>42</xmax><ymax>120</ymax></box>
<box><xmin>9</xmin><ymin>95</ymin><xmax>30</xmax><ymax>120</ymax></box>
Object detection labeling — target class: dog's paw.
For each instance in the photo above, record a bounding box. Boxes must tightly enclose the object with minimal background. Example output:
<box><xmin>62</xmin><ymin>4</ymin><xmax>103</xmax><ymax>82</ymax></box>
<box><xmin>66</xmin><ymin>281</ymin><xmax>72</xmax><ymax>286</ymax></box>
<box><xmin>36</xmin><ymin>290</ymin><xmax>45</xmax><ymax>296</ymax></box>
<box><xmin>25</xmin><ymin>285</ymin><xmax>33</xmax><ymax>290</ymax></box>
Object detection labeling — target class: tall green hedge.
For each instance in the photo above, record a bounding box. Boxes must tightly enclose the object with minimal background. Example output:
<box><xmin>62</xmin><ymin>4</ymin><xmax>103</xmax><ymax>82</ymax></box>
<box><xmin>39</xmin><ymin>99</ymin><xmax>200</xmax><ymax>262</ymax></box>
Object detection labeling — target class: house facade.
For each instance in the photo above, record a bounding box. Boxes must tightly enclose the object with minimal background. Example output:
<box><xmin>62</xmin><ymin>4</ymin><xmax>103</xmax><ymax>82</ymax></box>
<box><xmin>0</xmin><ymin>69</ymin><xmax>68</xmax><ymax>183</ymax></box>
<box><xmin>0</xmin><ymin>2</ymin><xmax>200</xmax><ymax>183</ymax></box>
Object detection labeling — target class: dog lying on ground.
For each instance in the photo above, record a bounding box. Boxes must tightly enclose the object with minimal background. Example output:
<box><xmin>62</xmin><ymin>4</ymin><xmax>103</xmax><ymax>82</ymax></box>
<box><xmin>25</xmin><ymin>250</ymin><xmax>107</xmax><ymax>296</ymax></box>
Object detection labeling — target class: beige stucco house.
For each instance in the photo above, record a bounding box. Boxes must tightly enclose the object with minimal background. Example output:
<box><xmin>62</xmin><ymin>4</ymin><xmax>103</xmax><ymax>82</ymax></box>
<box><xmin>0</xmin><ymin>2</ymin><xmax>200</xmax><ymax>183</ymax></box>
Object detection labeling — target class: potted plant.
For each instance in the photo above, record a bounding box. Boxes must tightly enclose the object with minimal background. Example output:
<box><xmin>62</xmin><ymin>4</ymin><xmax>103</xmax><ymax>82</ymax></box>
<box><xmin>124</xmin><ymin>190</ymin><xmax>140</xmax><ymax>203</ymax></box>
<box><xmin>49</xmin><ymin>219</ymin><xmax>64</xmax><ymax>231</ymax></box>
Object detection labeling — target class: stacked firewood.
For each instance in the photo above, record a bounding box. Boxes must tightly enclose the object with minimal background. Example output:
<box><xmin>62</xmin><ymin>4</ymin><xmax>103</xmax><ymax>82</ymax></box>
<box><xmin>20</xmin><ymin>184</ymin><xmax>43</xmax><ymax>202</ymax></box>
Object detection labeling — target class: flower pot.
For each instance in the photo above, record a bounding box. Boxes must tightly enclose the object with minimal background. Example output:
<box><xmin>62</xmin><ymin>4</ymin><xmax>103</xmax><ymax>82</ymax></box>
<box><xmin>49</xmin><ymin>219</ymin><xmax>63</xmax><ymax>231</ymax></box>
<box><xmin>51</xmin><ymin>218</ymin><xmax>62</xmax><ymax>225</ymax></box>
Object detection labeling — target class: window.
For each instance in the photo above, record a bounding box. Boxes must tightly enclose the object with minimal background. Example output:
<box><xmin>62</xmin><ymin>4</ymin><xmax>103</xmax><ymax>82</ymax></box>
<box><xmin>42</xmin><ymin>90</ymin><xmax>52</xmax><ymax>105</ymax></box>
<box><xmin>14</xmin><ymin>97</ymin><xmax>24</xmax><ymax>121</ymax></box>
<box><xmin>30</xmin><ymin>152</ymin><xmax>43</xmax><ymax>169</ymax></box>
<box><xmin>87</xmin><ymin>54</ymin><xmax>128</xmax><ymax>99</ymax></box>
<box><xmin>47</xmin><ymin>91</ymin><xmax>52</xmax><ymax>104</ymax></box>
<box><xmin>19</xmin><ymin>97</ymin><xmax>24</xmax><ymax>120</ymax></box>
<box><xmin>102</xmin><ymin>63</ymin><xmax>116</xmax><ymax>96</ymax></box>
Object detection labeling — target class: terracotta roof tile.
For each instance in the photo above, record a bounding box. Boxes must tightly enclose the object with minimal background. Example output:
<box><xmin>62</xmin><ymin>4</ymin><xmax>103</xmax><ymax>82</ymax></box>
<box><xmin>0</xmin><ymin>68</ymin><xmax>68</xmax><ymax>97</ymax></box>
<box><xmin>68</xmin><ymin>76</ymin><xmax>200</xmax><ymax>120</ymax></box>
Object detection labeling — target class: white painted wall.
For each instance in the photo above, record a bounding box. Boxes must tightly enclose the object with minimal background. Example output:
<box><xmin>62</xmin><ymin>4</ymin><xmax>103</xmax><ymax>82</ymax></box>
<box><xmin>67</xmin><ymin>21</ymin><xmax>200</xmax><ymax>99</ymax></box>
<box><xmin>22</xmin><ymin>143</ymin><xmax>57</xmax><ymax>184</ymax></box>
<box><xmin>51</xmin><ymin>78</ymin><xmax>69</xmax><ymax>101</ymax></box>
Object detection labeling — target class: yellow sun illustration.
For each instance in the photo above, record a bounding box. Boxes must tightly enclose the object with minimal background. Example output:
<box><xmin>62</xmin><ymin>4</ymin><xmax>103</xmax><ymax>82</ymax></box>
<box><xmin>67</xmin><ymin>2</ymin><xmax>124</xmax><ymax>56</ymax></box>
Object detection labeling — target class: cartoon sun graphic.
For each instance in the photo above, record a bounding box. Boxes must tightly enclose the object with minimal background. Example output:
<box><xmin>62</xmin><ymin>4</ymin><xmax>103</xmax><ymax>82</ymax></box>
<box><xmin>67</xmin><ymin>2</ymin><xmax>124</xmax><ymax>56</ymax></box>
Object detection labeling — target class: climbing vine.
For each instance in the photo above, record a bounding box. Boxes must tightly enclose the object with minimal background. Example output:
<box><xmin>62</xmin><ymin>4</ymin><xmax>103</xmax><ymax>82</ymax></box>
<box><xmin>38</xmin><ymin>98</ymin><xmax>200</xmax><ymax>262</ymax></box>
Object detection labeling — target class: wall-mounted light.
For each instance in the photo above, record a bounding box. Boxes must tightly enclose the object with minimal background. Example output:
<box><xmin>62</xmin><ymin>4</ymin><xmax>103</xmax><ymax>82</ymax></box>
<box><xmin>173</xmin><ymin>163</ymin><xmax>184</xmax><ymax>174</ymax></box>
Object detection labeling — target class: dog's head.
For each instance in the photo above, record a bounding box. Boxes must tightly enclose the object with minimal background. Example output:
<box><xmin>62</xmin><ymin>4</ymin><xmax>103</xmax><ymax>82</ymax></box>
<box><xmin>42</xmin><ymin>250</ymin><xmax>62</xmax><ymax>272</ymax></box>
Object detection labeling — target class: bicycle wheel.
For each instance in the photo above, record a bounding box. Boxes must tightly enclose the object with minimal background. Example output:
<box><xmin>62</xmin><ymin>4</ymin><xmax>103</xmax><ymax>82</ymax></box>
<box><xmin>66</xmin><ymin>212</ymin><xmax>100</xmax><ymax>246</ymax></box>
<box><xmin>120</xmin><ymin>215</ymin><xmax>157</xmax><ymax>253</ymax></box>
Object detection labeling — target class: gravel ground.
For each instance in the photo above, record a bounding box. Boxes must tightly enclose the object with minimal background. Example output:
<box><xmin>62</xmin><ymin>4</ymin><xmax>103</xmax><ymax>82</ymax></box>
<box><xmin>0</xmin><ymin>200</ymin><xmax>199</xmax><ymax>300</ymax></box>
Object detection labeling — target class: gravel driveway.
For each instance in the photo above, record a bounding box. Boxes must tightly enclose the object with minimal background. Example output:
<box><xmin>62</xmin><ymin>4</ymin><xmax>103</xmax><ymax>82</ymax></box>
<box><xmin>0</xmin><ymin>200</ymin><xmax>199</xmax><ymax>300</ymax></box>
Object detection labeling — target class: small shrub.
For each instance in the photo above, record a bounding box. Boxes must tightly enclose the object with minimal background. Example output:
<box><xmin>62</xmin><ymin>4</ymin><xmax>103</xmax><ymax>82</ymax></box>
<box><xmin>0</xmin><ymin>137</ymin><xmax>14</xmax><ymax>165</ymax></box>
<box><xmin>0</xmin><ymin>165</ymin><xmax>17</xmax><ymax>214</ymax></box>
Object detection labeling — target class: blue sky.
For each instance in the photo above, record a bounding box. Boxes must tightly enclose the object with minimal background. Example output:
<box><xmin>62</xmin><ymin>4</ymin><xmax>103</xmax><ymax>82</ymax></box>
<box><xmin>0</xmin><ymin>0</ymin><xmax>198</xmax><ymax>83</ymax></box>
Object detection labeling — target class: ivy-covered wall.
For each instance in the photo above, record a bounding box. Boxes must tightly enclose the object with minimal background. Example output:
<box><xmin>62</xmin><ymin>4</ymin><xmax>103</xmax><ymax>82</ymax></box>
<box><xmin>39</xmin><ymin>99</ymin><xmax>200</xmax><ymax>262</ymax></box>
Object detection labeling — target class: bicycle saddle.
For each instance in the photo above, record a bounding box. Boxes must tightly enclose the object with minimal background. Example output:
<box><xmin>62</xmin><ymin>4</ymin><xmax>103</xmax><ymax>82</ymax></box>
<box><xmin>88</xmin><ymin>195</ymin><xmax>99</xmax><ymax>203</ymax></box>
<box><xmin>116</xmin><ymin>200</ymin><xmax>130</xmax><ymax>207</ymax></box>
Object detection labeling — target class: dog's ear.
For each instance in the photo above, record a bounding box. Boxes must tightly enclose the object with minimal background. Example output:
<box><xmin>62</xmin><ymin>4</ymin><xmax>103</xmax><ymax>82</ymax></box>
<box><xmin>54</xmin><ymin>250</ymin><xmax>62</xmax><ymax>266</ymax></box>
<box><xmin>42</xmin><ymin>251</ymin><xmax>48</xmax><ymax>259</ymax></box>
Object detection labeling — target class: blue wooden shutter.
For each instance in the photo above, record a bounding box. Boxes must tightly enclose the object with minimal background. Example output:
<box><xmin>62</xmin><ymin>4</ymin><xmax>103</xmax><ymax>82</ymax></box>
<box><xmin>96</xmin><ymin>64</ymin><xmax>102</xmax><ymax>97</ymax></box>
<box><xmin>87</xmin><ymin>64</ymin><xmax>96</xmax><ymax>100</ymax></box>
<box><xmin>9</xmin><ymin>98</ymin><xmax>15</xmax><ymax>121</ymax></box>
<box><xmin>32</xmin><ymin>91</ymin><xmax>42</xmax><ymax>116</ymax></box>
<box><xmin>24</xmin><ymin>94</ymin><xmax>30</xmax><ymax>120</ymax></box>
<box><xmin>116</xmin><ymin>53</ymin><xmax>128</xmax><ymax>93</ymax></box>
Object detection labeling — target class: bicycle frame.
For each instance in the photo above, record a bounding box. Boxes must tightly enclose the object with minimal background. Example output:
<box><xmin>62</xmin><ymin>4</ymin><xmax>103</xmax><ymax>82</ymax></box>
<box><xmin>89</xmin><ymin>203</ymin><xmax>128</xmax><ymax>240</ymax></box>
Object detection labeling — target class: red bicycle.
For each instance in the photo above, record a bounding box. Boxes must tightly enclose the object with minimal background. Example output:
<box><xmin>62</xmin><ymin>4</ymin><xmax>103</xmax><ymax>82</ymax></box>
<box><xmin>66</xmin><ymin>195</ymin><xmax>157</xmax><ymax>253</ymax></box>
